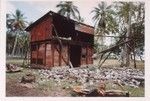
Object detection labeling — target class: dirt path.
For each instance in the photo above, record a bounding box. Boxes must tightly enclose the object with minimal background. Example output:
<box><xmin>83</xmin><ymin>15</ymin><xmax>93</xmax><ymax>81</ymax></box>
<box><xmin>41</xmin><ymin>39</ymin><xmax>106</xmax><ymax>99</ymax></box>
<box><xmin>6</xmin><ymin>79</ymin><xmax>48</xmax><ymax>96</ymax></box>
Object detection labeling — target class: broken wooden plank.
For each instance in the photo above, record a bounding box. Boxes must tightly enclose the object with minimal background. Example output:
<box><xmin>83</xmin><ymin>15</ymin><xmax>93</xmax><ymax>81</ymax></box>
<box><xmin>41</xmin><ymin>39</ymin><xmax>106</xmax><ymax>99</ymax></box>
<box><xmin>105</xmin><ymin>90</ymin><xmax>129</xmax><ymax>97</ymax></box>
<box><xmin>98</xmin><ymin>52</ymin><xmax>112</xmax><ymax>68</ymax></box>
<box><xmin>98</xmin><ymin>40</ymin><xmax>132</xmax><ymax>54</ymax></box>
<box><xmin>6</xmin><ymin>64</ymin><xmax>23</xmax><ymax>73</ymax></box>
<box><xmin>72</xmin><ymin>86</ymin><xmax>129</xmax><ymax>97</ymax></box>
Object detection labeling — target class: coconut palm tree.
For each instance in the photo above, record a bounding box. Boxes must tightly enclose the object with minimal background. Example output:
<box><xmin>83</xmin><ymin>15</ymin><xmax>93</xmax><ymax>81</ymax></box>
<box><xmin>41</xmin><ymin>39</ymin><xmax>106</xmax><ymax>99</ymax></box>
<box><xmin>91</xmin><ymin>2</ymin><xmax>118</xmax><ymax>50</ymax></box>
<box><xmin>56</xmin><ymin>1</ymin><xmax>81</xmax><ymax>21</ymax></box>
<box><xmin>6</xmin><ymin>14</ymin><xmax>15</xmax><ymax>34</ymax></box>
<box><xmin>116</xmin><ymin>2</ymin><xmax>138</xmax><ymax>67</ymax></box>
<box><xmin>131</xmin><ymin>2</ymin><xmax>145</xmax><ymax>67</ymax></box>
<box><xmin>9</xmin><ymin>9</ymin><xmax>28</xmax><ymax>56</ymax></box>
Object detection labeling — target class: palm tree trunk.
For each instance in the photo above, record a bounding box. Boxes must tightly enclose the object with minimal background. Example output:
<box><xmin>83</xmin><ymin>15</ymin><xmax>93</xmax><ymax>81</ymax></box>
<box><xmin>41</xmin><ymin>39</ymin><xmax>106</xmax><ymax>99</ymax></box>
<box><xmin>101</xmin><ymin>36</ymin><xmax>104</xmax><ymax>50</ymax></box>
<box><xmin>11</xmin><ymin>31</ymin><xmax>19</xmax><ymax>57</ymax></box>
<box><xmin>120</xmin><ymin>44</ymin><xmax>125</xmax><ymax>67</ymax></box>
<box><xmin>101</xmin><ymin>29</ymin><xmax>104</xmax><ymax>50</ymax></box>
<box><xmin>133</xmin><ymin>42</ymin><xmax>136</xmax><ymax>68</ymax></box>
<box><xmin>124</xmin><ymin>5</ymin><xmax>131</xmax><ymax>67</ymax></box>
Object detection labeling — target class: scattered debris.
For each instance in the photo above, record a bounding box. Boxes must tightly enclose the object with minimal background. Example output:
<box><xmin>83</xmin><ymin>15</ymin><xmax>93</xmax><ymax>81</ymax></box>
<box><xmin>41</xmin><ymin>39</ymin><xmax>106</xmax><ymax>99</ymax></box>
<box><xmin>105</xmin><ymin>90</ymin><xmax>129</xmax><ymax>97</ymax></box>
<box><xmin>21</xmin><ymin>73</ymin><xmax>36</xmax><ymax>83</ymax></box>
<box><xmin>72</xmin><ymin>85</ymin><xmax>98</xmax><ymax>96</ymax></box>
<box><xmin>72</xmin><ymin>84</ymin><xmax>129</xmax><ymax>97</ymax></box>
<box><xmin>38</xmin><ymin>66</ymin><xmax>144</xmax><ymax>89</ymax></box>
<box><xmin>97</xmin><ymin>81</ymin><xmax>106</xmax><ymax>96</ymax></box>
<box><xmin>36</xmin><ymin>65</ymin><xmax>144</xmax><ymax>96</ymax></box>
<box><xmin>6</xmin><ymin>64</ymin><xmax>22</xmax><ymax>73</ymax></box>
<box><xmin>20</xmin><ymin>83</ymin><xmax>35</xmax><ymax>89</ymax></box>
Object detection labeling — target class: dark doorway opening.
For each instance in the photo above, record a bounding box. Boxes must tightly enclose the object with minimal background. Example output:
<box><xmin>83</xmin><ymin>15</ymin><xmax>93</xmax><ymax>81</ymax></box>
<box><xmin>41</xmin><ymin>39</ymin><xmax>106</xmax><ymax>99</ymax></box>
<box><xmin>70</xmin><ymin>45</ymin><xmax>81</xmax><ymax>67</ymax></box>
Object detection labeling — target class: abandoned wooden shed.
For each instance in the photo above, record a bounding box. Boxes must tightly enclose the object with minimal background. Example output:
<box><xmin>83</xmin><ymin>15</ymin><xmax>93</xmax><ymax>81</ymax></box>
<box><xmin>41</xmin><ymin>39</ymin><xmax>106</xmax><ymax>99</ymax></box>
<box><xmin>25</xmin><ymin>11</ymin><xmax>94</xmax><ymax>69</ymax></box>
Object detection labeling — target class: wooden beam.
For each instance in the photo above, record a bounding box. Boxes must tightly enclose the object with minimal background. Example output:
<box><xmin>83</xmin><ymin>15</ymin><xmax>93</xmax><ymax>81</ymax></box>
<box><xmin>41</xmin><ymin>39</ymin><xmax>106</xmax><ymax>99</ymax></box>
<box><xmin>94</xmin><ymin>34</ymin><xmax>144</xmax><ymax>39</ymax></box>
<box><xmin>52</xmin><ymin>24</ymin><xmax>73</xmax><ymax>68</ymax></box>
<box><xmin>30</xmin><ymin>38</ymin><xmax>93</xmax><ymax>47</ymax></box>
<box><xmin>98</xmin><ymin>52</ymin><xmax>112</xmax><ymax>68</ymax></box>
<box><xmin>94</xmin><ymin>35</ymin><xmax>126</xmax><ymax>38</ymax></box>
<box><xmin>98</xmin><ymin>40</ymin><xmax>132</xmax><ymax>54</ymax></box>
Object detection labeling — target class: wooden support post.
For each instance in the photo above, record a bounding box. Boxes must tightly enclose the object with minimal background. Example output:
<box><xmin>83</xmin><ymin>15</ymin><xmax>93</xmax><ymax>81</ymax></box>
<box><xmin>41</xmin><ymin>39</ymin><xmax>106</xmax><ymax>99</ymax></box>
<box><xmin>86</xmin><ymin>46</ymin><xmax>88</xmax><ymax>64</ymax></box>
<box><xmin>45</xmin><ymin>43</ymin><xmax>46</xmax><ymax>66</ymax></box>
<box><xmin>36</xmin><ymin>44</ymin><xmax>38</xmax><ymax>65</ymax></box>
<box><xmin>22</xmin><ymin>42</ymin><xmax>29</xmax><ymax>67</ymax></box>
<box><xmin>52</xmin><ymin>43</ymin><xmax>54</xmax><ymax>67</ymax></box>
<box><xmin>98</xmin><ymin>52</ymin><xmax>112</xmax><ymax>68</ymax></box>
<box><xmin>98</xmin><ymin>53</ymin><xmax>104</xmax><ymax>66</ymax></box>
<box><xmin>59</xmin><ymin>45</ymin><xmax>62</xmax><ymax>66</ymax></box>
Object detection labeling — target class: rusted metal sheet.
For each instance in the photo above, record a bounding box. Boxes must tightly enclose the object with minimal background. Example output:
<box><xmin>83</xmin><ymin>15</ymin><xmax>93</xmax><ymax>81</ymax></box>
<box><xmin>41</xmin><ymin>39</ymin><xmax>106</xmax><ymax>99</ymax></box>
<box><xmin>87</xmin><ymin>46</ymin><xmax>93</xmax><ymax>64</ymax></box>
<box><xmin>44</xmin><ymin>17</ymin><xmax>53</xmax><ymax>39</ymax></box>
<box><xmin>37</xmin><ymin>44</ymin><xmax>45</xmax><ymax>65</ymax></box>
<box><xmin>30</xmin><ymin>17</ymin><xmax>52</xmax><ymax>42</ymax></box>
<box><xmin>30</xmin><ymin>42</ymin><xmax>70</xmax><ymax>68</ymax></box>
<box><xmin>72</xmin><ymin>30</ymin><xmax>94</xmax><ymax>46</ymax></box>
<box><xmin>80</xmin><ymin>46</ymin><xmax>93</xmax><ymax>65</ymax></box>
<box><xmin>31</xmin><ymin>51</ymin><xmax>37</xmax><ymax>59</ymax></box>
<box><xmin>52</xmin><ymin>13</ymin><xmax>75</xmax><ymax>37</ymax></box>
<box><xmin>46</xmin><ymin>43</ymin><xmax>53</xmax><ymax>67</ymax></box>
<box><xmin>53</xmin><ymin>44</ymin><xmax>60</xmax><ymax>66</ymax></box>
<box><xmin>31</xmin><ymin>28</ymin><xmax>36</xmax><ymax>42</ymax></box>
<box><xmin>30</xmin><ymin>42</ymin><xmax>93</xmax><ymax>68</ymax></box>
<box><xmin>31</xmin><ymin>44</ymin><xmax>37</xmax><ymax>64</ymax></box>
<box><xmin>61</xmin><ymin>45</ymin><xmax>68</xmax><ymax>66</ymax></box>
<box><xmin>27</xmin><ymin>11</ymin><xmax>94</xmax><ymax>68</ymax></box>
<box><xmin>75</xmin><ymin>23</ymin><xmax>94</xmax><ymax>34</ymax></box>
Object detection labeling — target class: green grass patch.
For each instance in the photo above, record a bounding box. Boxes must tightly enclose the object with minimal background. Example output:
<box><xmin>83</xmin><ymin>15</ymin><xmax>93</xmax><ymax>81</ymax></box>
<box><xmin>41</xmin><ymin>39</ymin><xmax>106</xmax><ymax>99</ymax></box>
<box><xmin>6</xmin><ymin>58</ymin><xmax>24</xmax><ymax>65</ymax></box>
<box><xmin>105</xmin><ymin>83</ymin><xmax>144</xmax><ymax>97</ymax></box>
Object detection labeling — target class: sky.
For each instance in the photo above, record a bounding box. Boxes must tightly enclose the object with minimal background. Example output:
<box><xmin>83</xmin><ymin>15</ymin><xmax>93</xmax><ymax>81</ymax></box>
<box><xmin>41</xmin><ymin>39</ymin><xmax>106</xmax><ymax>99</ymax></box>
<box><xmin>6</xmin><ymin>0</ymin><xmax>105</xmax><ymax>26</ymax></box>
<box><xmin>6</xmin><ymin>0</ymin><xmax>114</xmax><ymax>46</ymax></box>
<box><xmin>6</xmin><ymin>0</ymin><xmax>144</xmax><ymax>53</ymax></box>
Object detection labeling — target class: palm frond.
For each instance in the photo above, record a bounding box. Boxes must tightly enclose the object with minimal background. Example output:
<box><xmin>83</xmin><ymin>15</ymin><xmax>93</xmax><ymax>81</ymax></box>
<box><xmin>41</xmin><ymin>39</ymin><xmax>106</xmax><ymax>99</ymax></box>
<box><xmin>56</xmin><ymin>1</ymin><xmax>80</xmax><ymax>20</ymax></box>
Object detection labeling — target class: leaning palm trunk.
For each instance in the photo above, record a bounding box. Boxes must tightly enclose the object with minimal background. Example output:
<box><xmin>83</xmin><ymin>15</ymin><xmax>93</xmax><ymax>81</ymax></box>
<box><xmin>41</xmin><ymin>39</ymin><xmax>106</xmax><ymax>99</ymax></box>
<box><xmin>120</xmin><ymin>46</ymin><xmax>125</xmax><ymax>66</ymax></box>
<box><xmin>125</xmin><ymin>7</ymin><xmax>131</xmax><ymax>67</ymax></box>
<box><xmin>121</xmin><ymin>5</ymin><xmax>132</xmax><ymax>67</ymax></box>
<box><xmin>100</xmin><ymin>36</ymin><xmax>104</xmax><ymax>51</ymax></box>
<box><xmin>96</xmin><ymin>28</ymin><xmax>105</xmax><ymax>51</ymax></box>
<box><xmin>11</xmin><ymin>31</ymin><xmax>19</xmax><ymax>57</ymax></box>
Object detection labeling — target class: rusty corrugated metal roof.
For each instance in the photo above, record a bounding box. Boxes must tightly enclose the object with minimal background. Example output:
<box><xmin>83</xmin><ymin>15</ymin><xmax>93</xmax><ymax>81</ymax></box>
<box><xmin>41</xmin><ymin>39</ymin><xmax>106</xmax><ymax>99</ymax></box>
<box><xmin>25</xmin><ymin>11</ymin><xmax>94</xmax><ymax>31</ymax></box>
